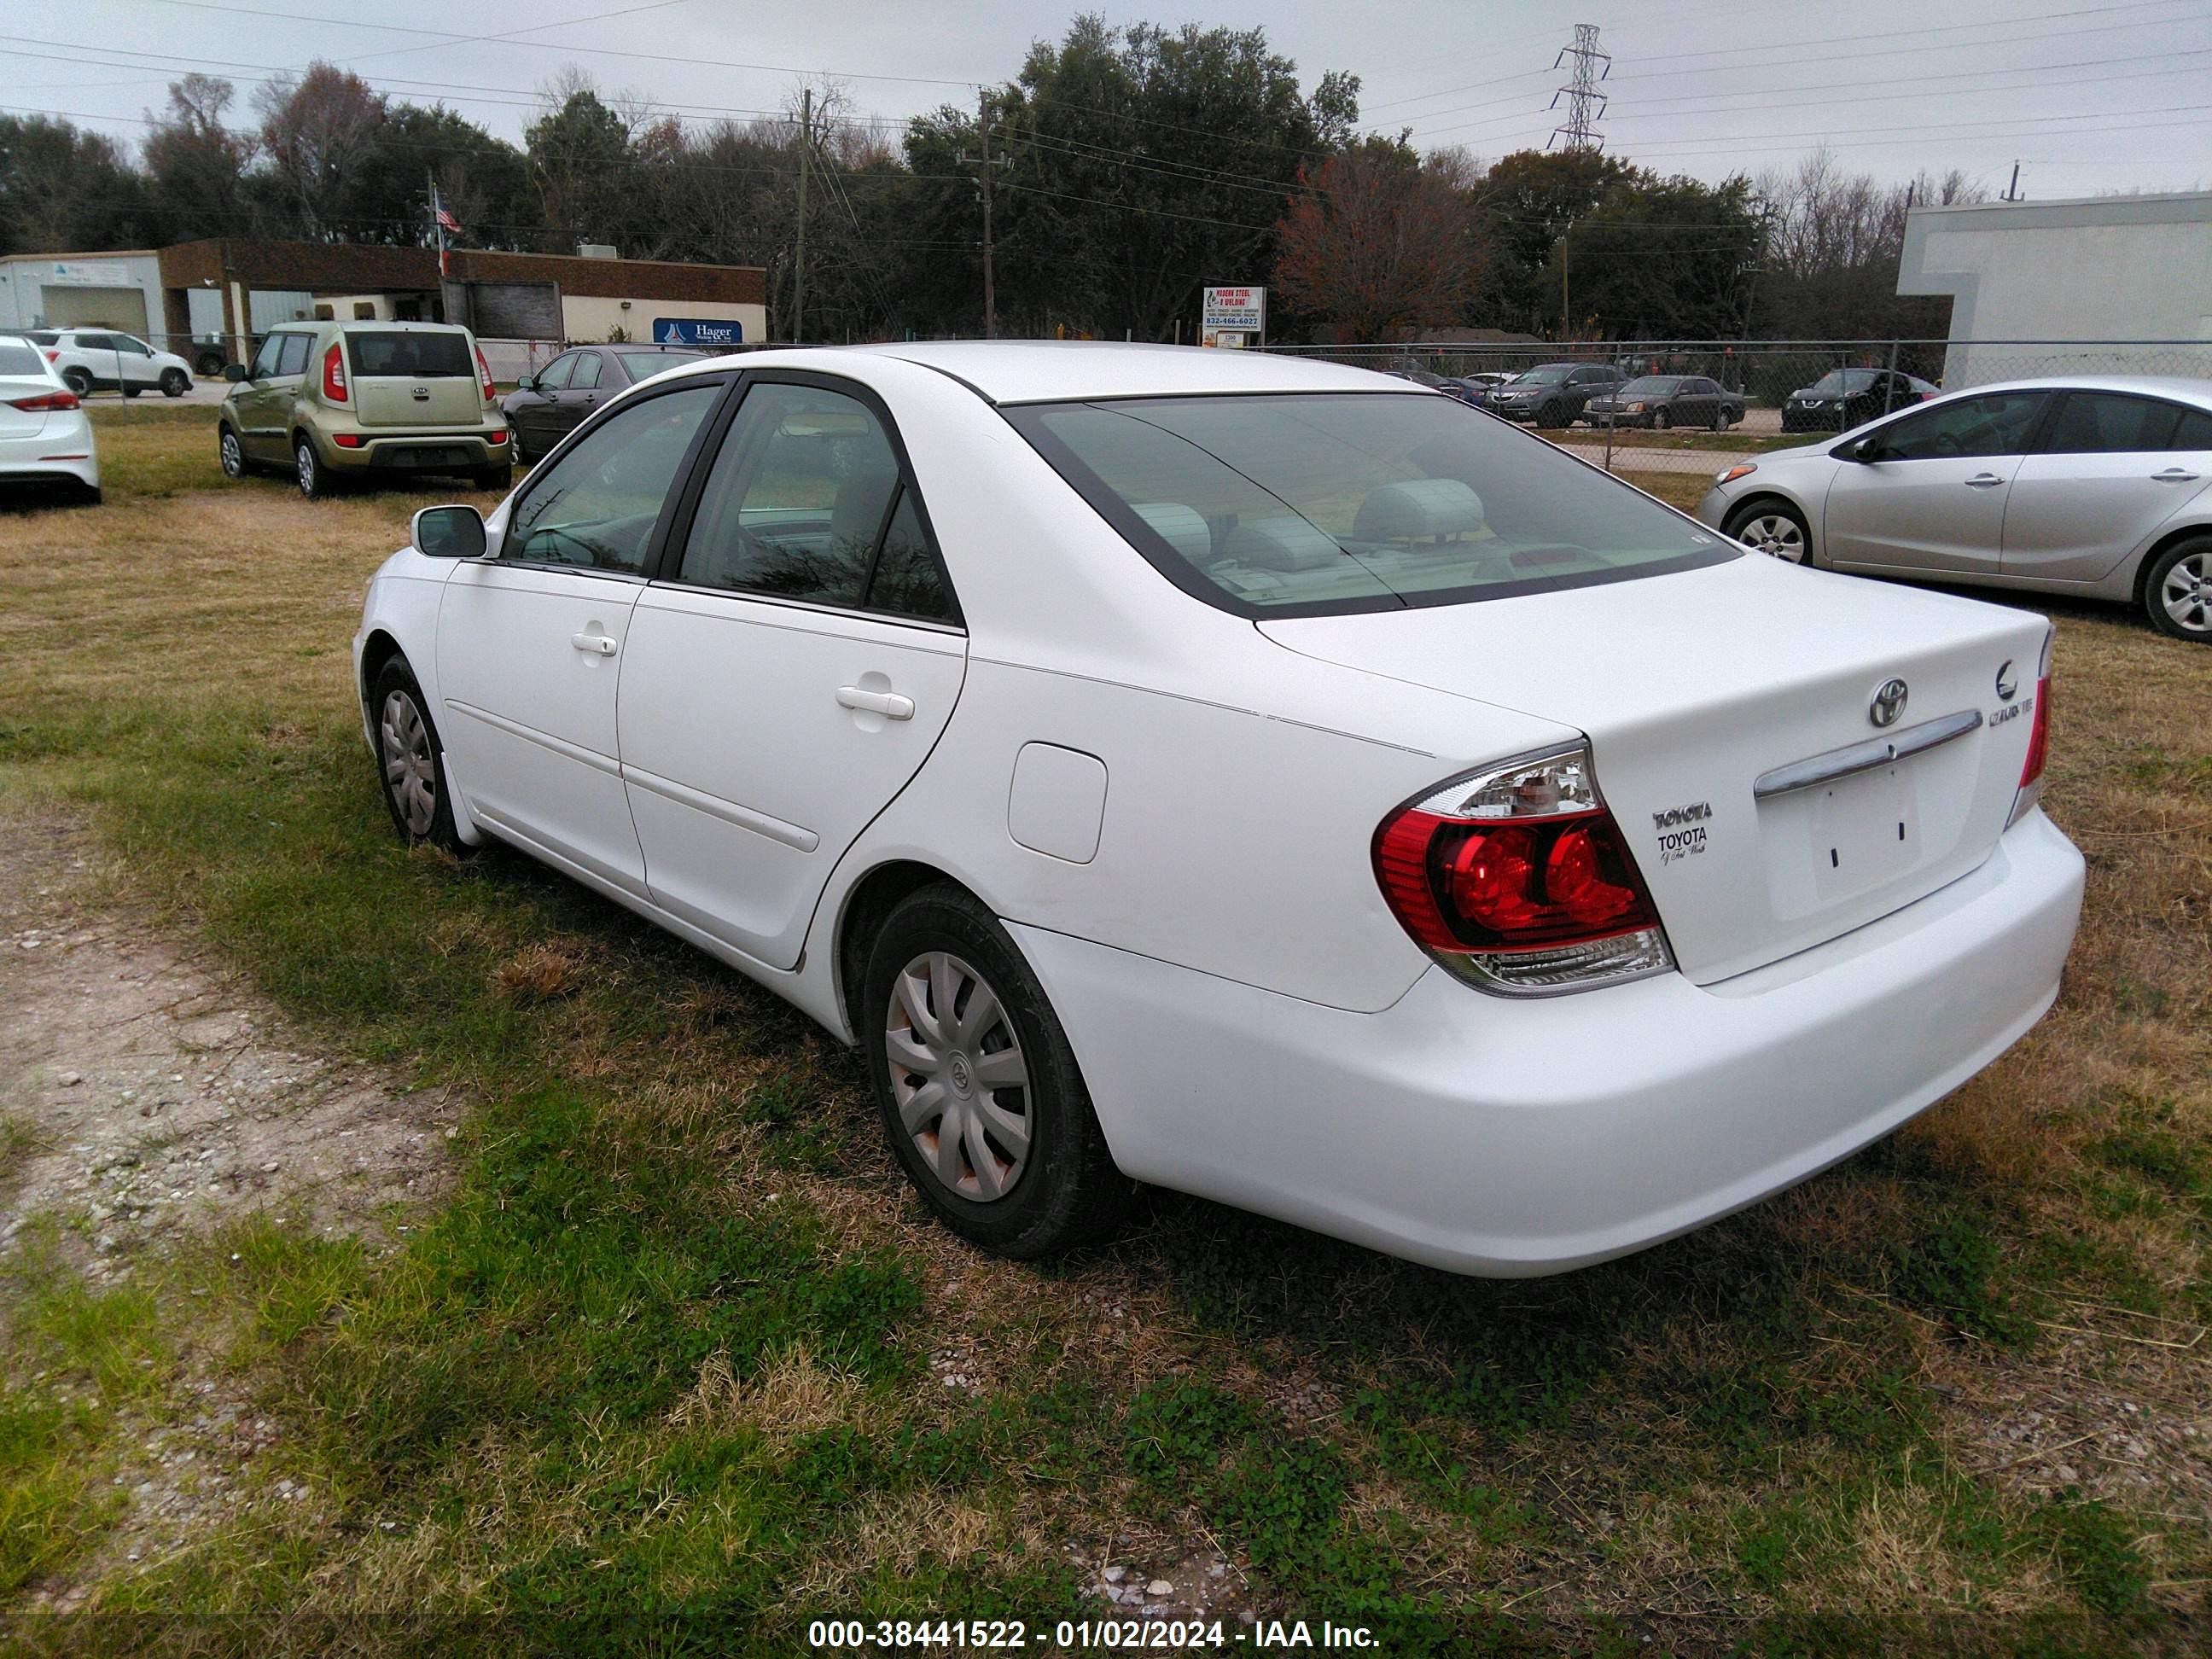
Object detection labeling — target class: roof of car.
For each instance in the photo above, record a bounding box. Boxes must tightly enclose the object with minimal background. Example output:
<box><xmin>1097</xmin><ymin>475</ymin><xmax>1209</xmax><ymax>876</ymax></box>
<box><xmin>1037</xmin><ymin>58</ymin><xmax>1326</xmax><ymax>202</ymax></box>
<box><xmin>729</xmin><ymin>340</ymin><xmax>1400</xmax><ymax>405</ymax></box>
<box><xmin>1940</xmin><ymin>374</ymin><xmax>2212</xmax><ymax>409</ymax></box>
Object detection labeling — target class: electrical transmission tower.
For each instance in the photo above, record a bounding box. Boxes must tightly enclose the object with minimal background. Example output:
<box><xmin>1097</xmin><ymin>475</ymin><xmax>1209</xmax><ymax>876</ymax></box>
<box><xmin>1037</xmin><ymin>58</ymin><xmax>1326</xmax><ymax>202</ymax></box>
<box><xmin>1547</xmin><ymin>23</ymin><xmax>1610</xmax><ymax>152</ymax></box>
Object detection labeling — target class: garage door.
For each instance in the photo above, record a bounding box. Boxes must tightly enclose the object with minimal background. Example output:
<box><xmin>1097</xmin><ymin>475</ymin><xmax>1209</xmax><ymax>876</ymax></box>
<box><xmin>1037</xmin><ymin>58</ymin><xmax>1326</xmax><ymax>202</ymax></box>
<box><xmin>40</xmin><ymin>285</ymin><xmax>149</xmax><ymax>333</ymax></box>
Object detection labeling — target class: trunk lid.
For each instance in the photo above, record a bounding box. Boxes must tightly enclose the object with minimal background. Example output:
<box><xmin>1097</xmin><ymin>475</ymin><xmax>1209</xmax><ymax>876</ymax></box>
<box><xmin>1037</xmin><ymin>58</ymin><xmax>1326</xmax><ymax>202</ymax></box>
<box><xmin>346</xmin><ymin>329</ymin><xmax>485</xmax><ymax>429</ymax></box>
<box><xmin>1261</xmin><ymin>554</ymin><xmax>2048</xmax><ymax>985</ymax></box>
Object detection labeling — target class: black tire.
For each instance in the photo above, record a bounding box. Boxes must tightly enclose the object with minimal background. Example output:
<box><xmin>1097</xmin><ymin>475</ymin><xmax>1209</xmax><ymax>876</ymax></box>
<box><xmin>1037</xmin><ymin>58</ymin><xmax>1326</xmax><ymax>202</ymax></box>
<box><xmin>62</xmin><ymin>368</ymin><xmax>92</xmax><ymax>397</ymax></box>
<box><xmin>1723</xmin><ymin>497</ymin><xmax>1812</xmax><ymax>564</ymax></box>
<box><xmin>370</xmin><ymin>656</ymin><xmax>464</xmax><ymax>850</ymax></box>
<box><xmin>122</xmin><ymin>386</ymin><xmax>142</xmax><ymax>399</ymax></box>
<box><xmin>1535</xmin><ymin>400</ymin><xmax>1566</xmax><ymax>430</ymax></box>
<box><xmin>195</xmin><ymin>352</ymin><xmax>226</xmax><ymax>378</ymax></box>
<box><xmin>1709</xmin><ymin>406</ymin><xmax>1727</xmax><ymax>432</ymax></box>
<box><xmin>160</xmin><ymin>369</ymin><xmax>189</xmax><ymax>398</ymax></box>
<box><xmin>2143</xmin><ymin>535</ymin><xmax>2212</xmax><ymax>643</ymax></box>
<box><xmin>294</xmin><ymin>436</ymin><xmax>336</xmax><ymax>500</ymax></box>
<box><xmin>473</xmin><ymin>466</ymin><xmax>513</xmax><ymax>494</ymax></box>
<box><xmin>218</xmin><ymin>424</ymin><xmax>247</xmax><ymax>480</ymax></box>
<box><xmin>862</xmin><ymin>883</ymin><xmax>1133</xmax><ymax>1258</ymax></box>
<box><xmin>76</xmin><ymin>485</ymin><xmax>103</xmax><ymax>509</ymax></box>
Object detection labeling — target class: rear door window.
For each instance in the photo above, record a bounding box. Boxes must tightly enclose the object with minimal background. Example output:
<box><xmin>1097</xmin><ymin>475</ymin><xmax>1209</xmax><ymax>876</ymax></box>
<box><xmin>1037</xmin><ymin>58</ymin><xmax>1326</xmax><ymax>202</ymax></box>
<box><xmin>350</xmin><ymin>331</ymin><xmax>472</xmax><ymax>376</ymax></box>
<box><xmin>274</xmin><ymin>334</ymin><xmax>312</xmax><ymax>378</ymax></box>
<box><xmin>2040</xmin><ymin>393</ymin><xmax>2194</xmax><ymax>455</ymax></box>
<box><xmin>570</xmin><ymin>352</ymin><xmax>603</xmax><ymax>390</ymax></box>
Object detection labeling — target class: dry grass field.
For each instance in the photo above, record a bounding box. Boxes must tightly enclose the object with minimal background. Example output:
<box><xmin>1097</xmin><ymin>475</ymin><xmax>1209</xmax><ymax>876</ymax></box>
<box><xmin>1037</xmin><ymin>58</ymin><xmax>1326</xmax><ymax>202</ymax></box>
<box><xmin>0</xmin><ymin>407</ymin><xmax>2205</xmax><ymax>1655</ymax></box>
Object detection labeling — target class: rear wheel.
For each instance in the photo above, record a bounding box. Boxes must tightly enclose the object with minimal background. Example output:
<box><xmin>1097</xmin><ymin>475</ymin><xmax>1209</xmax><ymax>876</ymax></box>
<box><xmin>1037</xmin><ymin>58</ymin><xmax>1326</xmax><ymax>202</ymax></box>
<box><xmin>160</xmin><ymin>369</ymin><xmax>189</xmax><ymax>398</ymax></box>
<box><xmin>1654</xmin><ymin>407</ymin><xmax>1673</xmax><ymax>431</ymax></box>
<box><xmin>294</xmin><ymin>437</ymin><xmax>335</xmax><ymax>500</ymax></box>
<box><xmin>1724</xmin><ymin>498</ymin><xmax>1810</xmax><ymax>564</ymax></box>
<box><xmin>2145</xmin><ymin>536</ymin><xmax>2212</xmax><ymax>643</ymax></box>
<box><xmin>62</xmin><ymin>368</ymin><xmax>92</xmax><ymax>397</ymax></box>
<box><xmin>1709</xmin><ymin>406</ymin><xmax>1727</xmax><ymax>432</ymax></box>
<box><xmin>863</xmin><ymin>883</ymin><xmax>1132</xmax><ymax>1258</ymax></box>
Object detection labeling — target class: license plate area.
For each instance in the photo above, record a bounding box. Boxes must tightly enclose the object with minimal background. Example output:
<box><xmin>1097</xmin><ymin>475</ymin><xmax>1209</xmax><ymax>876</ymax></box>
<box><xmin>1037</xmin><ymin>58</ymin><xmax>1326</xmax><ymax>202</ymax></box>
<box><xmin>1810</xmin><ymin>764</ymin><xmax>1920</xmax><ymax>900</ymax></box>
<box><xmin>1760</xmin><ymin>762</ymin><xmax>1924</xmax><ymax>917</ymax></box>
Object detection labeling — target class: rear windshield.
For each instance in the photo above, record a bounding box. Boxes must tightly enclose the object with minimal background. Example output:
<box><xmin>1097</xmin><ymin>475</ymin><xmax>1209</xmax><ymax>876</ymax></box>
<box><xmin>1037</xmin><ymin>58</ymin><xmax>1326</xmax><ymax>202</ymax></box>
<box><xmin>349</xmin><ymin>331</ymin><xmax>474</xmax><ymax>377</ymax></box>
<box><xmin>1008</xmin><ymin>393</ymin><xmax>1734</xmax><ymax>618</ymax></box>
<box><xmin>1808</xmin><ymin>370</ymin><xmax>1879</xmax><ymax>394</ymax></box>
<box><xmin>617</xmin><ymin>350</ymin><xmax>706</xmax><ymax>377</ymax></box>
<box><xmin>0</xmin><ymin>341</ymin><xmax>49</xmax><ymax>377</ymax></box>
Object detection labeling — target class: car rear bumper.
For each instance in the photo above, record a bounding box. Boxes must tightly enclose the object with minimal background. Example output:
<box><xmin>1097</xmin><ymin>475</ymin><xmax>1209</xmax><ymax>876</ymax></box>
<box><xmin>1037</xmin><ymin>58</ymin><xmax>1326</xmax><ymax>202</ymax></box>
<box><xmin>322</xmin><ymin>431</ymin><xmax>509</xmax><ymax>473</ymax></box>
<box><xmin>1014</xmin><ymin>809</ymin><xmax>2083</xmax><ymax>1277</ymax></box>
<box><xmin>0</xmin><ymin>422</ymin><xmax>99</xmax><ymax>491</ymax></box>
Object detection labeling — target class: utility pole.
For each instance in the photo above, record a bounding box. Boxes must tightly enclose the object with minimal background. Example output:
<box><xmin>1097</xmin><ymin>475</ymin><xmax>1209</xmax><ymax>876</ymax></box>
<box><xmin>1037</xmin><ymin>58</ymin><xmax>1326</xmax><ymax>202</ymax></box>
<box><xmin>2004</xmin><ymin>160</ymin><xmax>2022</xmax><ymax>202</ymax></box>
<box><xmin>958</xmin><ymin>90</ymin><xmax>1011</xmax><ymax>337</ymax></box>
<box><xmin>793</xmin><ymin>86</ymin><xmax>811</xmax><ymax>344</ymax></box>
<box><xmin>1559</xmin><ymin>223</ymin><xmax>1570</xmax><ymax>339</ymax></box>
<box><xmin>1548</xmin><ymin>23</ymin><xmax>1610</xmax><ymax>152</ymax></box>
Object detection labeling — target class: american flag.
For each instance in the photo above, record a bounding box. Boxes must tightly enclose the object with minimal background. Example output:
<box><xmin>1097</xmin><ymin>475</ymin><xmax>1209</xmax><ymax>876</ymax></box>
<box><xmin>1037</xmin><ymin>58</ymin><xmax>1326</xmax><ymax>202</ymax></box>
<box><xmin>435</xmin><ymin>205</ymin><xmax>463</xmax><ymax>234</ymax></box>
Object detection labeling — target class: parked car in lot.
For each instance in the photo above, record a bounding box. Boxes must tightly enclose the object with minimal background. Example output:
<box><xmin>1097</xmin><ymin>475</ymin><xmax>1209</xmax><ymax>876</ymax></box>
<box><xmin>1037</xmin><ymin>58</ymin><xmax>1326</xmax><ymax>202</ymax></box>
<box><xmin>14</xmin><ymin>328</ymin><xmax>196</xmax><ymax>399</ymax></box>
<box><xmin>1581</xmin><ymin>375</ymin><xmax>1745</xmax><ymax>431</ymax></box>
<box><xmin>355</xmin><ymin>342</ymin><xmax>2082</xmax><ymax>1275</ymax></box>
<box><xmin>502</xmin><ymin>343</ymin><xmax>709</xmax><ymax>463</ymax></box>
<box><xmin>0</xmin><ymin>334</ymin><xmax>98</xmax><ymax>504</ymax></box>
<box><xmin>1780</xmin><ymin>368</ymin><xmax>1925</xmax><ymax>431</ymax></box>
<box><xmin>1481</xmin><ymin>361</ymin><xmax>1625</xmax><ymax>427</ymax></box>
<box><xmin>219</xmin><ymin>321</ymin><xmax>511</xmax><ymax>498</ymax></box>
<box><xmin>1700</xmin><ymin>377</ymin><xmax>2212</xmax><ymax>643</ymax></box>
<box><xmin>1445</xmin><ymin>373</ymin><xmax>1513</xmax><ymax>405</ymax></box>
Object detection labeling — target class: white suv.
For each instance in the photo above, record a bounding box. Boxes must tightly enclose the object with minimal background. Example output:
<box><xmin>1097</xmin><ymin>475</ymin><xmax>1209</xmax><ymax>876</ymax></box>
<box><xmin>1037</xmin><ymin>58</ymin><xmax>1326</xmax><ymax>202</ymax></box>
<box><xmin>24</xmin><ymin>329</ymin><xmax>195</xmax><ymax>399</ymax></box>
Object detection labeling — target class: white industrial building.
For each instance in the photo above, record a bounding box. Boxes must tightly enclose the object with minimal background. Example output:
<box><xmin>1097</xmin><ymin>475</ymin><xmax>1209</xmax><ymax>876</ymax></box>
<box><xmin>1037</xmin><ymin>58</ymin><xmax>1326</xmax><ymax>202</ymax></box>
<box><xmin>1896</xmin><ymin>190</ymin><xmax>2212</xmax><ymax>387</ymax></box>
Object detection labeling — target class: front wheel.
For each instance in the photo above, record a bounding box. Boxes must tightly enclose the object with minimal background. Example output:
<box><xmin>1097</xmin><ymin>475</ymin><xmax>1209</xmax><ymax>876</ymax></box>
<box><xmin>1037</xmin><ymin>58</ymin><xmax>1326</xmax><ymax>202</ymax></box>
<box><xmin>1724</xmin><ymin>499</ymin><xmax>1811</xmax><ymax>564</ymax></box>
<box><xmin>863</xmin><ymin>884</ymin><xmax>1132</xmax><ymax>1258</ymax></box>
<box><xmin>1654</xmin><ymin>407</ymin><xmax>1673</xmax><ymax>431</ymax></box>
<box><xmin>121</xmin><ymin>386</ymin><xmax>142</xmax><ymax>399</ymax></box>
<box><xmin>2145</xmin><ymin>536</ymin><xmax>2212</xmax><ymax>642</ymax></box>
<box><xmin>160</xmin><ymin>369</ymin><xmax>189</xmax><ymax>398</ymax></box>
<box><xmin>370</xmin><ymin>657</ymin><xmax>463</xmax><ymax>849</ymax></box>
<box><xmin>1709</xmin><ymin>407</ymin><xmax>1727</xmax><ymax>432</ymax></box>
<box><xmin>218</xmin><ymin>425</ymin><xmax>246</xmax><ymax>480</ymax></box>
<box><xmin>1535</xmin><ymin>401</ymin><xmax>1566</xmax><ymax>429</ymax></box>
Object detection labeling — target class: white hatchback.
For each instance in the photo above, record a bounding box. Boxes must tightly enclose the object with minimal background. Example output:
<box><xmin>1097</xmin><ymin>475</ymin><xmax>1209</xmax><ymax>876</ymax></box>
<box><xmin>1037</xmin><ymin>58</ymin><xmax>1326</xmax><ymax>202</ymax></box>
<box><xmin>353</xmin><ymin>343</ymin><xmax>2084</xmax><ymax>1276</ymax></box>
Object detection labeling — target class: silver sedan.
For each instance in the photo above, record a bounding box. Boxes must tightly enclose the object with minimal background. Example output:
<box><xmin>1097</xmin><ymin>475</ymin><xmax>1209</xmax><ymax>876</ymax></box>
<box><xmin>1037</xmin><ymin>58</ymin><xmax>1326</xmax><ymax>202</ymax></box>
<box><xmin>1697</xmin><ymin>376</ymin><xmax>2212</xmax><ymax>643</ymax></box>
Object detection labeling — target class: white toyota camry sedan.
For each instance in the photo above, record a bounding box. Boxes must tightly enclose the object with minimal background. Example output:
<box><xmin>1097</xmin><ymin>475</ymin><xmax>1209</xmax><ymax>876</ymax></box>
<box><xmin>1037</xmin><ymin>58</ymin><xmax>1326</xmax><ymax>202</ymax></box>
<box><xmin>352</xmin><ymin>342</ymin><xmax>2084</xmax><ymax>1277</ymax></box>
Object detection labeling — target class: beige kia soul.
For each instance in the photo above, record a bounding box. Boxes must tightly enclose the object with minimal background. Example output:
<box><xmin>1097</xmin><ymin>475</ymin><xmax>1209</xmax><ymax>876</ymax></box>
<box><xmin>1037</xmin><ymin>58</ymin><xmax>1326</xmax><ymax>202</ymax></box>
<box><xmin>218</xmin><ymin>321</ymin><xmax>513</xmax><ymax>498</ymax></box>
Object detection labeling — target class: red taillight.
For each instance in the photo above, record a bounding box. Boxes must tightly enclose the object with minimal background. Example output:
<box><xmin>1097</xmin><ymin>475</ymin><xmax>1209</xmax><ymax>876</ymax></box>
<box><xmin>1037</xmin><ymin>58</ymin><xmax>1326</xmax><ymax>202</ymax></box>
<box><xmin>333</xmin><ymin>432</ymin><xmax>364</xmax><ymax>448</ymax></box>
<box><xmin>474</xmin><ymin>346</ymin><xmax>495</xmax><ymax>405</ymax></box>
<box><xmin>323</xmin><ymin>341</ymin><xmax>348</xmax><ymax>403</ymax></box>
<box><xmin>1374</xmin><ymin>747</ymin><xmax>1674</xmax><ymax>994</ymax></box>
<box><xmin>486</xmin><ymin>428</ymin><xmax>507</xmax><ymax>444</ymax></box>
<box><xmin>9</xmin><ymin>390</ymin><xmax>80</xmax><ymax>411</ymax></box>
<box><xmin>2019</xmin><ymin>676</ymin><xmax>2051</xmax><ymax>789</ymax></box>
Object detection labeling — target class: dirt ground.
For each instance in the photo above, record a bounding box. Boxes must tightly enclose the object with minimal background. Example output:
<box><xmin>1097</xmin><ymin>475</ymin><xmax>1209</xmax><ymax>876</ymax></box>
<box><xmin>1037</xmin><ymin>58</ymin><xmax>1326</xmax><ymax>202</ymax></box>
<box><xmin>0</xmin><ymin>803</ymin><xmax>458</xmax><ymax>1604</ymax></box>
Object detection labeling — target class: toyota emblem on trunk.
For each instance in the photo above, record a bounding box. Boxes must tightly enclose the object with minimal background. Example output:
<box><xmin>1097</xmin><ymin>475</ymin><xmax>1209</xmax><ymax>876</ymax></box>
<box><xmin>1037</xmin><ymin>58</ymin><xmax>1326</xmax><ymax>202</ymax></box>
<box><xmin>1869</xmin><ymin>678</ymin><xmax>1909</xmax><ymax>727</ymax></box>
<box><xmin>1995</xmin><ymin>660</ymin><xmax>2017</xmax><ymax>701</ymax></box>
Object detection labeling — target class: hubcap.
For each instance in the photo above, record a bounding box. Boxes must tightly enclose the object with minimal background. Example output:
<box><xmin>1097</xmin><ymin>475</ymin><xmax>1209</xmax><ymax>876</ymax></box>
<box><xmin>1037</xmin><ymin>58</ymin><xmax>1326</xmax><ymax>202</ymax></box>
<box><xmin>220</xmin><ymin>433</ymin><xmax>241</xmax><ymax>475</ymax></box>
<box><xmin>379</xmin><ymin>690</ymin><xmax>437</xmax><ymax>836</ymax></box>
<box><xmin>297</xmin><ymin>445</ymin><xmax>315</xmax><ymax>492</ymax></box>
<box><xmin>1740</xmin><ymin>514</ymin><xmax>1806</xmax><ymax>562</ymax></box>
<box><xmin>884</xmin><ymin>952</ymin><xmax>1031</xmax><ymax>1202</ymax></box>
<box><xmin>2161</xmin><ymin>552</ymin><xmax>2211</xmax><ymax>633</ymax></box>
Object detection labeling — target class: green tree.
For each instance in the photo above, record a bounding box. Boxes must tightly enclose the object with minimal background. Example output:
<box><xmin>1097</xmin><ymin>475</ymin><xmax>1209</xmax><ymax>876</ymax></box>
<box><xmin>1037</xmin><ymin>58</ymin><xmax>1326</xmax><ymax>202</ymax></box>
<box><xmin>1470</xmin><ymin>148</ymin><xmax>1634</xmax><ymax>335</ymax></box>
<box><xmin>352</xmin><ymin>103</ymin><xmax>535</xmax><ymax>250</ymax></box>
<box><xmin>1551</xmin><ymin>172</ymin><xmax>1762</xmax><ymax>339</ymax></box>
<box><xmin>0</xmin><ymin>114</ymin><xmax>156</xmax><ymax>255</ymax></box>
<box><xmin>142</xmin><ymin>76</ymin><xmax>255</xmax><ymax>244</ymax></box>
<box><xmin>525</xmin><ymin>79</ymin><xmax>634</xmax><ymax>252</ymax></box>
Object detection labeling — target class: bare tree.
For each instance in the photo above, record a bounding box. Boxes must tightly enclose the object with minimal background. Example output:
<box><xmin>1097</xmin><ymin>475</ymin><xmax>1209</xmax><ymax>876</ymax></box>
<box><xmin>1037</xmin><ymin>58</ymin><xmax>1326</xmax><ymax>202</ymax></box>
<box><xmin>1273</xmin><ymin>146</ymin><xmax>1486</xmax><ymax>341</ymax></box>
<box><xmin>253</xmin><ymin>62</ymin><xmax>386</xmax><ymax>239</ymax></box>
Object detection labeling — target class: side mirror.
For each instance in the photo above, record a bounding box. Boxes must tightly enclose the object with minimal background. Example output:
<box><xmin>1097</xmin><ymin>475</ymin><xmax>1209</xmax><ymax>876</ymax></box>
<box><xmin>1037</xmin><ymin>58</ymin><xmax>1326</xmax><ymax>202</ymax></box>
<box><xmin>515</xmin><ymin>372</ymin><xmax>536</xmax><ymax>392</ymax></box>
<box><xmin>410</xmin><ymin>504</ymin><xmax>488</xmax><ymax>559</ymax></box>
<box><xmin>1849</xmin><ymin>436</ymin><xmax>1883</xmax><ymax>463</ymax></box>
<box><xmin>223</xmin><ymin>363</ymin><xmax>248</xmax><ymax>382</ymax></box>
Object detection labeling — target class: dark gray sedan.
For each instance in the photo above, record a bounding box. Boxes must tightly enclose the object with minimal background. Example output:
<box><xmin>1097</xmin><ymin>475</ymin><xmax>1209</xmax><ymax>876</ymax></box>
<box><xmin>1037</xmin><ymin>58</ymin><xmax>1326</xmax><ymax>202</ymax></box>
<box><xmin>503</xmin><ymin>344</ymin><xmax>708</xmax><ymax>462</ymax></box>
<box><xmin>1582</xmin><ymin>375</ymin><xmax>1745</xmax><ymax>431</ymax></box>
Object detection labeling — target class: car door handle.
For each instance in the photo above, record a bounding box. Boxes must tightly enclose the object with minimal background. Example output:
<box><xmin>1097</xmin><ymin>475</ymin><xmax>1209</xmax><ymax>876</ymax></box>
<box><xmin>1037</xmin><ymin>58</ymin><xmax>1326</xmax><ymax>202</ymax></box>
<box><xmin>1963</xmin><ymin>473</ymin><xmax>2005</xmax><ymax>488</ymax></box>
<box><xmin>570</xmin><ymin>632</ymin><xmax>618</xmax><ymax>656</ymax></box>
<box><xmin>2151</xmin><ymin>468</ymin><xmax>2200</xmax><ymax>483</ymax></box>
<box><xmin>836</xmin><ymin>685</ymin><xmax>914</xmax><ymax>720</ymax></box>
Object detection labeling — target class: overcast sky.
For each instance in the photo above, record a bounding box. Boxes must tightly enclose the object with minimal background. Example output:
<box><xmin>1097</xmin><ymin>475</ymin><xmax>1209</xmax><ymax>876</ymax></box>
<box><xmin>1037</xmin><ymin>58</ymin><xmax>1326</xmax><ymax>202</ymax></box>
<box><xmin>9</xmin><ymin>0</ymin><xmax>2211</xmax><ymax>199</ymax></box>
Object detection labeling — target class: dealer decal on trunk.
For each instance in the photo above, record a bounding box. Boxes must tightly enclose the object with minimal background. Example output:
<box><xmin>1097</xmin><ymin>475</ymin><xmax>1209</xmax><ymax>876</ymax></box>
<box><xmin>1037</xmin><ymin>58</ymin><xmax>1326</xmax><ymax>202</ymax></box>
<box><xmin>1650</xmin><ymin>801</ymin><xmax>1713</xmax><ymax>865</ymax></box>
